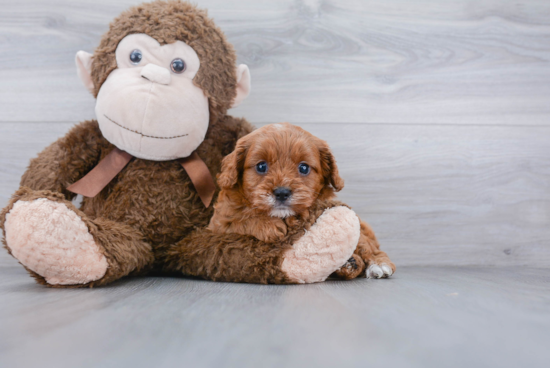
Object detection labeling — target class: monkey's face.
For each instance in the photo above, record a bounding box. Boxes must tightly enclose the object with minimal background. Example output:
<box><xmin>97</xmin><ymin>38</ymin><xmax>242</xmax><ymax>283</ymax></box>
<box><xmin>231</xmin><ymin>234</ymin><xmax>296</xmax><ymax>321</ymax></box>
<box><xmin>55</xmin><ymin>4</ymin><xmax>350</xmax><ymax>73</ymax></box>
<box><xmin>75</xmin><ymin>2</ymin><xmax>251</xmax><ymax>161</ymax></box>
<box><xmin>91</xmin><ymin>34</ymin><xmax>209</xmax><ymax>161</ymax></box>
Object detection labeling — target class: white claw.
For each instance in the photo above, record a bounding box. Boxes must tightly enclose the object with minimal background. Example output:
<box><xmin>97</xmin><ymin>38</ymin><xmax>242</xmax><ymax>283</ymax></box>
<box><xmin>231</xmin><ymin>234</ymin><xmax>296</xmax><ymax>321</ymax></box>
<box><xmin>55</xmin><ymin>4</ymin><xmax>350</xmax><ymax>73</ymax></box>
<box><xmin>366</xmin><ymin>264</ymin><xmax>384</xmax><ymax>279</ymax></box>
<box><xmin>380</xmin><ymin>264</ymin><xmax>393</xmax><ymax>276</ymax></box>
<box><xmin>366</xmin><ymin>263</ymin><xmax>393</xmax><ymax>279</ymax></box>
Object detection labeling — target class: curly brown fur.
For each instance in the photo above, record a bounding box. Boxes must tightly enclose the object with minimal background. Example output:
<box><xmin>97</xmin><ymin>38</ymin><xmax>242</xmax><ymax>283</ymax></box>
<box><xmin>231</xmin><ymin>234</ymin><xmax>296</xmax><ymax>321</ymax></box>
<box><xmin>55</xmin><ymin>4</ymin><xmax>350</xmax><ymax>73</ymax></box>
<box><xmin>209</xmin><ymin>123</ymin><xmax>395</xmax><ymax>279</ymax></box>
<box><xmin>209</xmin><ymin>123</ymin><xmax>344</xmax><ymax>240</ymax></box>
<box><xmin>162</xmin><ymin>230</ymin><xmax>292</xmax><ymax>284</ymax></box>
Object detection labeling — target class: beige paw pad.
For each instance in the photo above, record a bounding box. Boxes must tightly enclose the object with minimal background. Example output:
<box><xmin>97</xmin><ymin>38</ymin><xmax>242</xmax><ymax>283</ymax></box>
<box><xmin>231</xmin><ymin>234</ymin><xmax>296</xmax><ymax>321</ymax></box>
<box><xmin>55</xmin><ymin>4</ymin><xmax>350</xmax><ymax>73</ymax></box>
<box><xmin>281</xmin><ymin>206</ymin><xmax>360</xmax><ymax>283</ymax></box>
<box><xmin>4</xmin><ymin>199</ymin><xmax>108</xmax><ymax>285</ymax></box>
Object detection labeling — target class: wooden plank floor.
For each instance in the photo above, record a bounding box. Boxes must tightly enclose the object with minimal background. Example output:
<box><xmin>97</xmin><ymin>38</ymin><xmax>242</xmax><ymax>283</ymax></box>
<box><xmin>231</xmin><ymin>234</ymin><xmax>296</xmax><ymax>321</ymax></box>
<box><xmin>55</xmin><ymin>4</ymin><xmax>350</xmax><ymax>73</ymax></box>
<box><xmin>1</xmin><ymin>0</ymin><xmax>549</xmax><ymax>367</ymax></box>
<box><xmin>1</xmin><ymin>265</ymin><xmax>549</xmax><ymax>368</ymax></box>
<box><xmin>1</xmin><ymin>0</ymin><xmax>550</xmax><ymax>124</ymax></box>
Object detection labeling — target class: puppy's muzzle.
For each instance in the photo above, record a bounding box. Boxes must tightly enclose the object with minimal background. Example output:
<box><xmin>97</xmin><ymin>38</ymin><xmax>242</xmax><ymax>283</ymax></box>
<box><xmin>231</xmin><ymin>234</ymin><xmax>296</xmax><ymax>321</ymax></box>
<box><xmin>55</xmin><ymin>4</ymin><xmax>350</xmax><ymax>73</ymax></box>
<box><xmin>273</xmin><ymin>187</ymin><xmax>292</xmax><ymax>204</ymax></box>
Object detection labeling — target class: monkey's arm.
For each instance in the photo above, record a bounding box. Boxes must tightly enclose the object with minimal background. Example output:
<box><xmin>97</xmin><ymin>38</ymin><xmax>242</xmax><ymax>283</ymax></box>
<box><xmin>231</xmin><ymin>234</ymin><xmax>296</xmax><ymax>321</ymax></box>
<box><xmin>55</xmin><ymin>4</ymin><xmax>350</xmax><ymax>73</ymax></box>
<box><xmin>162</xmin><ymin>229</ymin><xmax>293</xmax><ymax>284</ymax></box>
<box><xmin>163</xmin><ymin>205</ymin><xmax>361</xmax><ymax>284</ymax></box>
<box><xmin>209</xmin><ymin>212</ymin><xmax>288</xmax><ymax>243</ymax></box>
<box><xmin>19</xmin><ymin>120</ymin><xmax>107</xmax><ymax>199</ymax></box>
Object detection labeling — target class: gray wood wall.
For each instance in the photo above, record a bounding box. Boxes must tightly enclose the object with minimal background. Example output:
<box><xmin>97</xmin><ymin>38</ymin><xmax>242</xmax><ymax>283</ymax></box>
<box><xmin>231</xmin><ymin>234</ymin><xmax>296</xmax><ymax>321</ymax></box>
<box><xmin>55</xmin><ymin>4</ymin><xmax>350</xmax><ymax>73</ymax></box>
<box><xmin>1</xmin><ymin>0</ymin><xmax>549</xmax><ymax>267</ymax></box>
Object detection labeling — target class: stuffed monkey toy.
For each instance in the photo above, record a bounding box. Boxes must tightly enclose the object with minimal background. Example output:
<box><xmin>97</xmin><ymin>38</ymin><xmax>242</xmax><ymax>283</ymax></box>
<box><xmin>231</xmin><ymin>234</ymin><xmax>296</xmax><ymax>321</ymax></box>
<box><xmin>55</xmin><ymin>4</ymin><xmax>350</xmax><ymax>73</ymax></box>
<box><xmin>0</xmin><ymin>0</ymin><xmax>361</xmax><ymax>287</ymax></box>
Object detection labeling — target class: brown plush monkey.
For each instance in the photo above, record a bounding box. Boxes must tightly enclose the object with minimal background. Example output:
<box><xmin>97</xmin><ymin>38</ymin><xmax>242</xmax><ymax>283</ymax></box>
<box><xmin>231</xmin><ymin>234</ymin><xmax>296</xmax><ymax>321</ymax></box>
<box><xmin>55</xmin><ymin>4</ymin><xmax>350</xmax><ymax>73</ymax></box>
<box><xmin>0</xmin><ymin>0</ymin><xmax>361</xmax><ymax>287</ymax></box>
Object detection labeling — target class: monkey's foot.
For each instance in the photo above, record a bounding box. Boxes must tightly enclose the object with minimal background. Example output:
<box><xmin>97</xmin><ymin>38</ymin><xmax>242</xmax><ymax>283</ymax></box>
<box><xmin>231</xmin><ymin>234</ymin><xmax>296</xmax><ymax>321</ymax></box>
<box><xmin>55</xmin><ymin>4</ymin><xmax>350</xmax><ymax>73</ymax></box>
<box><xmin>281</xmin><ymin>206</ymin><xmax>360</xmax><ymax>283</ymax></box>
<box><xmin>4</xmin><ymin>198</ymin><xmax>108</xmax><ymax>285</ymax></box>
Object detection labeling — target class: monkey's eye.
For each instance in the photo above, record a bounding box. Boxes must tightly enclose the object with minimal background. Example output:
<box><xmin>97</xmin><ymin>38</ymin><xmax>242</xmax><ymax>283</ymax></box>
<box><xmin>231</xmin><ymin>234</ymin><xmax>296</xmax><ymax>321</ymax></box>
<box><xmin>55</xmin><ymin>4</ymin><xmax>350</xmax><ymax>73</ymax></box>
<box><xmin>256</xmin><ymin>161</ymin><xmax>268</xmax><ymax>174</ymax></box>
<box><xmin>298</xmin><ymin>163</ymin><xmax>310</xmax><ymax>175</ymax></box>
<box><xmin>129</xmin><ymin>49</ymin><xmax>142</xmax><ymax>65</ymax></box>
<box><xmin>170</xmin><ymin>58</ymin><xmax>186</xmax><ymax>74</ymax></box>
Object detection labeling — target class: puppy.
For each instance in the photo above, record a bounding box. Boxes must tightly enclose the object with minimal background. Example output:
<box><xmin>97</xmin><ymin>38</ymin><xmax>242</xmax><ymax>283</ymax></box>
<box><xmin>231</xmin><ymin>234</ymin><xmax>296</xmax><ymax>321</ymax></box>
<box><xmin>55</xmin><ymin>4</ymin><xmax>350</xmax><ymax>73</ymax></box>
<box><xmin>208</xmin><ymin>123</ymin><xmax>395</xmax><ymax>280</ymax></box>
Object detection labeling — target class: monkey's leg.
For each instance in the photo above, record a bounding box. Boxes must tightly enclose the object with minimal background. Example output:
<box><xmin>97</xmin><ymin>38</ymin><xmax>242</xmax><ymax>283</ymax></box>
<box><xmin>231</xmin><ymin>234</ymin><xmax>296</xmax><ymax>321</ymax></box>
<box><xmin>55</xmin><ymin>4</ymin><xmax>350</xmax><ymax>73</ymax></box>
<box><xmin>356</xmin><ymin>220</ymin><xmax>396</xmax><ymax>279</ymax></box>
<box><xmin>1</xmin><ymin>188</ymin><xmax>154</xmax><ymax>288</ymax></box>
<box><xmin>162</xmin><ymin>206</ymin><xmax>361</xmax><ymax>284</ymax></box>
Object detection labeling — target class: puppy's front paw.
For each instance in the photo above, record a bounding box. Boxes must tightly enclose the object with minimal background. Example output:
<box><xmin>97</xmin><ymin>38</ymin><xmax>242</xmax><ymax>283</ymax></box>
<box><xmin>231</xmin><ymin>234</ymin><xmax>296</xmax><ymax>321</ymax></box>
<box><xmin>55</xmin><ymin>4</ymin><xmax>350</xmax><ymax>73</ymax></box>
<box><xmin>366</xmin><ymin>263</ymin><xmax>393</xmax><ymax>279</ymax></box>
<box><xmin>257</xmin><ymin>229</ymin><xmax>286</xmax><ymax>243</ymax></box>
<box><xmin>256</xmin><ymin>218</ymin><xmax>287</xmax><ymax>242</ymax></box>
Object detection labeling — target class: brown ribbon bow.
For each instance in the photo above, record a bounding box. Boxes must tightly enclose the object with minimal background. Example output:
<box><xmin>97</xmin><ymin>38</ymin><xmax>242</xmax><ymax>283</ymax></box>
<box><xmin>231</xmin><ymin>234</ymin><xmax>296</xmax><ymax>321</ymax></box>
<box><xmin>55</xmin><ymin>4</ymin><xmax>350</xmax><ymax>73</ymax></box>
<box><xmin>67</xmin><ymin>148</ymin><xmax>216</xmax><ymax>208</ymax></box>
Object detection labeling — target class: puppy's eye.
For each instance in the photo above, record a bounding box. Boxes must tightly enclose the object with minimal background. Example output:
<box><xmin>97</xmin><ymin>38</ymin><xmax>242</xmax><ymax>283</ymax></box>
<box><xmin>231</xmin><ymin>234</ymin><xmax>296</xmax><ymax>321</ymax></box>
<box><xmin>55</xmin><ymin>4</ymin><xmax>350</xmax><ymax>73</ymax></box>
<box><xmin>170</xmin><ymin>58</ymin><xmax>186</xmax><ymax>73</ymax></box>
<box><xmin>256</xmin><ymin>161</ymin><xmax>268</xmax><ymax>174</ymax></box>
<box><xmin>129</xmin><ymin>49</ymin><xmax>142</xmax><ymax>65</ymax></box>
<box><xmin>298</xmin><ymin>163</ymin><xmax>310</xmax><ymax>175</ymax></box>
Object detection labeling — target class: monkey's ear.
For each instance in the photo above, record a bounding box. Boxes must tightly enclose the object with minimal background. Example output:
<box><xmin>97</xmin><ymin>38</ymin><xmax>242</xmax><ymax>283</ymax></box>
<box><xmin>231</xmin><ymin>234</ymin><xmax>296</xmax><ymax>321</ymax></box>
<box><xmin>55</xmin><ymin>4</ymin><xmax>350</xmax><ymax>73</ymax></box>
<box><xmin>75</xmin><ymin>51</ymin><xmax>94</xmax><ymax>94</ymax></box>
<box><xmin>231</xmin><ymin>64</ymin><xmax>251</xmax><ymax>108</ymax></box>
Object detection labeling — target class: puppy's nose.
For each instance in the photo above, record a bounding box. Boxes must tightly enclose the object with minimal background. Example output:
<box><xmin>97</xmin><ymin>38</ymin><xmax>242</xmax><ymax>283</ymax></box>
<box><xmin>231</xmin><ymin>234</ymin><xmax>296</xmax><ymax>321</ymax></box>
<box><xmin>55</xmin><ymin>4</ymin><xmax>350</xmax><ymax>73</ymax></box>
<box><xmin>273</xmin><ymin>187</ymin><xmax>292</xmax><ymax>202</ymax></box>
<box><xmin>141</xmin><ymin>63</ymin><xmax>171</xmax><ymax>85</ymax></box>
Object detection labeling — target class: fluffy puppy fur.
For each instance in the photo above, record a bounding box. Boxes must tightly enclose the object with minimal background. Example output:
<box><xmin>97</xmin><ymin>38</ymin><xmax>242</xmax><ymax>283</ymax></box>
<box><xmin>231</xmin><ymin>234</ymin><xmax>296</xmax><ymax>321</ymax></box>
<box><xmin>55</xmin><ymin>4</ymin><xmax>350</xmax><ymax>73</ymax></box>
<box><xmin>208</xmin><ymin>123</ymin><xmax>396</xmax><ymax>280</ymax></box>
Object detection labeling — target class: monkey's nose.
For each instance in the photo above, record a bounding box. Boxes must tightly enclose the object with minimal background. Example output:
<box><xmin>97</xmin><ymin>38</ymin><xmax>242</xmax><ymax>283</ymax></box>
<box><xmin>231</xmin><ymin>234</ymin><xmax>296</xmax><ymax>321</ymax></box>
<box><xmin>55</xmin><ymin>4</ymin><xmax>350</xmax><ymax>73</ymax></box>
<box><xmin>141</xmin><ymin>63</ymin><xmax>171</xmax><ymax>85</ymax></box>
<box><xmin>273</xmin><ymin>187</ymin><xmax>292</xmax><ymax>202</ymax></box>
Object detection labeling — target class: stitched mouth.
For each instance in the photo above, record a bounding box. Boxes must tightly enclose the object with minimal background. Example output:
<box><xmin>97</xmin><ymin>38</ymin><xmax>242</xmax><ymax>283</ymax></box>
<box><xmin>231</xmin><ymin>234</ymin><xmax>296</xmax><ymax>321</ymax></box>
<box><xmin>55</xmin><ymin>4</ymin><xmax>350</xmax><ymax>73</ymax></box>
<box><xmin>103</xmin><ymin>114</ymin><xmax>189</xmax><ymax>140</ymax></box>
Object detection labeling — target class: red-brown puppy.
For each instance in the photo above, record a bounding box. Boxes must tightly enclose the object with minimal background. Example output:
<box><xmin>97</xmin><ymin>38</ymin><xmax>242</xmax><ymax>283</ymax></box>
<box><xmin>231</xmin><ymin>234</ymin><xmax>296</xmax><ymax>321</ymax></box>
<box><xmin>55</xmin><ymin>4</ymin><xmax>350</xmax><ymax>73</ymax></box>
<box><xmin>209</xmin><ymin>123</ymin><xmax>395</xmax><ymax>279</ymax></box>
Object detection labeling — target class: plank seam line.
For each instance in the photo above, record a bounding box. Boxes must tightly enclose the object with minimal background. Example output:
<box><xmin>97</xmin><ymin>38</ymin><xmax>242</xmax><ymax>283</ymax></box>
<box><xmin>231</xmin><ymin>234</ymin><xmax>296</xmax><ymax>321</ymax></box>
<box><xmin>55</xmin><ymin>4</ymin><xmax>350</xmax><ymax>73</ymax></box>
<box><xmin>1</xmin><ymin>121</ymin><xmax>550</xmax><ymax>128</ymax></box>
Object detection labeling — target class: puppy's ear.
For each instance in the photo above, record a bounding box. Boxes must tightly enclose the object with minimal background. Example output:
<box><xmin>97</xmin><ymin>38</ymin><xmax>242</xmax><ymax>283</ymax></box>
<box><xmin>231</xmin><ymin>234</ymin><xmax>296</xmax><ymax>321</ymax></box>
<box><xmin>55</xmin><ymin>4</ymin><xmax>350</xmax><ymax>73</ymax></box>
<box><xmin>218</xmin><ymin>136</ymin><xmax>250</xmax><ymax>189</ymax></box>
<box><xmin>317</xmin><ymin>139</ymin><xmax>344</xmax><ymax>192</ymax></box>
